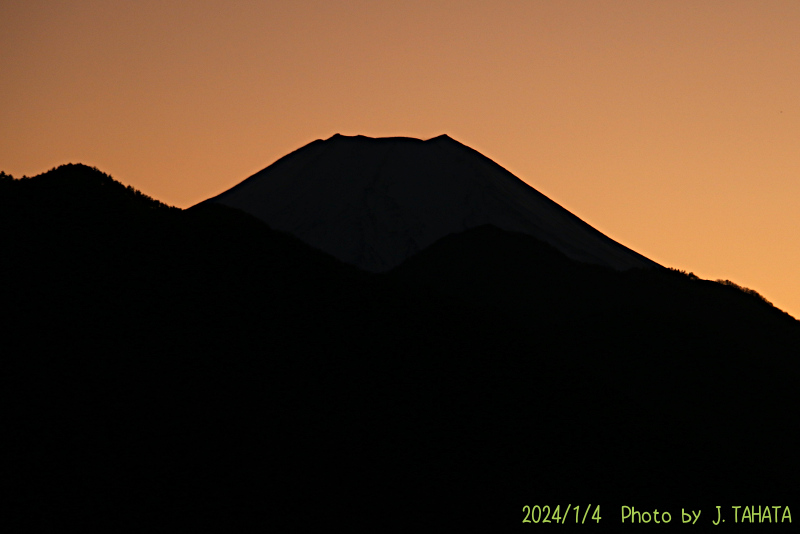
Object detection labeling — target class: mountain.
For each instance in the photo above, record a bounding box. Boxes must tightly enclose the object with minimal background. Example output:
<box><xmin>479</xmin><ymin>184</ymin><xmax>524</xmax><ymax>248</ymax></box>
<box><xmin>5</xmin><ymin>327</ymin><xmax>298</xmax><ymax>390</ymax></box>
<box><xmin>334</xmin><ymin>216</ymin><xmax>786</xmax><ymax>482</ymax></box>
<box><xmin>3</xmin><ymin>164</ymin><xmax>799</xmax><ymax>531</ymax></box>
<box><xmin>199</xmin><ymin>134</ymin><xmax>659</xmax><ymax>272</ymax></box>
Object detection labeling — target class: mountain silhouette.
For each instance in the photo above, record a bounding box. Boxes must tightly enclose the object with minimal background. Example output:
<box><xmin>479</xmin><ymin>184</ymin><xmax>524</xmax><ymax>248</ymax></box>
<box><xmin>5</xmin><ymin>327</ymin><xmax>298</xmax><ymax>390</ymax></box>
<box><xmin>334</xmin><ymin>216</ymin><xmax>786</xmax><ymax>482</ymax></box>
<box><xmin>199</xmin><ymin>134</ymin><xmax>659</xmax><ymax>272</ymax></box>
<box><xmin>3</xmin><ymin>164</ymin><xmax>799</xmax><ymax>531</ymax></box>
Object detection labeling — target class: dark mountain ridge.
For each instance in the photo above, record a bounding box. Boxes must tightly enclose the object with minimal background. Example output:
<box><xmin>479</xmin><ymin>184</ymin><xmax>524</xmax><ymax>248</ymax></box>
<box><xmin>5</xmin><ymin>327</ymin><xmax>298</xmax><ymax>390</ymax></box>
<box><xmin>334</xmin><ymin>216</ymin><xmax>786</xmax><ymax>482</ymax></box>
<box><xmin>3</xmin><ymin>164</ymin><xmax>799</xmax><ymax>531</ymax></box>
<box><xmin>200</xmin><ymin>134</ymin><xmax>660</xmax><ymax>272</ymax></box>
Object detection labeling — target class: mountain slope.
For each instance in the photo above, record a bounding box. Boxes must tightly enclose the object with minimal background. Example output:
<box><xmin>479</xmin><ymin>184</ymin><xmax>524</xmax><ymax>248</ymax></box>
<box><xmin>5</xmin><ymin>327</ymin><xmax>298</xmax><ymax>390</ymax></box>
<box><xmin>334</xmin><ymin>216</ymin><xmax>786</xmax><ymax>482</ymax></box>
<box><xmin>200</xmin><ymin>134</ymin><xmax>659</xmax><ymax>272</ymax></box>
<box><xmin>3</xmin><ymin>164</ymin><xmax>799</xmax><ymax>531</ymax></box>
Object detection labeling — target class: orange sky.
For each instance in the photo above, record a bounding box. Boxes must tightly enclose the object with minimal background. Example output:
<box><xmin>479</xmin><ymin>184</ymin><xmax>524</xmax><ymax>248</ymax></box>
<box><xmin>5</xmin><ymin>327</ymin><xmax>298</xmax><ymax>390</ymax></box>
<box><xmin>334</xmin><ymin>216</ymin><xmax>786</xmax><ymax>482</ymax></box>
<box><xmin>2</xmin><ymin>1</ymin><xmax>798</xmax><ymax>319</ymax></box>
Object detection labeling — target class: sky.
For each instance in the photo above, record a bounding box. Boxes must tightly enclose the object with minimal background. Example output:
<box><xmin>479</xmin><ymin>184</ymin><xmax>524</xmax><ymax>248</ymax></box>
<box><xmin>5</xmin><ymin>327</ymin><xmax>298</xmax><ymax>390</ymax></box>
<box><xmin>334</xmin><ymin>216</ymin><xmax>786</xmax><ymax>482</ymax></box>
<box><xmin>2</xmin><ymin>1</ymin><xmax>798</xmax><ymax>319</ymax></box>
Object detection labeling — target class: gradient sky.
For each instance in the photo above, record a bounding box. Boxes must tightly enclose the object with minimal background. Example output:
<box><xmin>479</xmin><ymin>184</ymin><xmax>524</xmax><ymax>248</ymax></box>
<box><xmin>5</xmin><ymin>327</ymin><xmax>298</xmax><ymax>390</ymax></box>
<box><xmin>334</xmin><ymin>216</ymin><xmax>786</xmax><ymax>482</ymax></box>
<box><xmin>2</xmin><ymin>1</ymin><xmax>798</xmax><ymax>318</ymax></box>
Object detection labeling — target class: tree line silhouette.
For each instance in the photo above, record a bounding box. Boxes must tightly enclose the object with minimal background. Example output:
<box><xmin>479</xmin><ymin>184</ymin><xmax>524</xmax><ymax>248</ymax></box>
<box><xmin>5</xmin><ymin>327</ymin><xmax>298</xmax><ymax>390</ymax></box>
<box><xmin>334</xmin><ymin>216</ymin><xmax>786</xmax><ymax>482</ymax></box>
<box><xmin>3</xmin><ymin>164</ymin><xmax>798</xmax><ymax>531</ymax></box>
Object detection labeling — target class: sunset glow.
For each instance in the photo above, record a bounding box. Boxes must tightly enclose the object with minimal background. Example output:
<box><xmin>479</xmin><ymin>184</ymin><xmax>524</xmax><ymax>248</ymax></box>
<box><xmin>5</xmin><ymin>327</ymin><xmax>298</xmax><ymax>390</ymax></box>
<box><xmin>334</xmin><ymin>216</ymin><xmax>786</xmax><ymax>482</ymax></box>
<box><xmin>2</xmin><ymin>1</ymin><xmax>798</xmax><ymax>317</ymax></box>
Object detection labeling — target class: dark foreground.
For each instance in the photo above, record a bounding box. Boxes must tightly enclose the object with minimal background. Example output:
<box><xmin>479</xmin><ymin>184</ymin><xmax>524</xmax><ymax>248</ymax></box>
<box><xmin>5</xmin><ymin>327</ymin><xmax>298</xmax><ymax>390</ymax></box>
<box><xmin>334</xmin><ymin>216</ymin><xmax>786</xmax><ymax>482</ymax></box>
<box><xmin>3</xmin><ymin>165</ymin><xmax>798</xmax><ymax>531</ymax></box>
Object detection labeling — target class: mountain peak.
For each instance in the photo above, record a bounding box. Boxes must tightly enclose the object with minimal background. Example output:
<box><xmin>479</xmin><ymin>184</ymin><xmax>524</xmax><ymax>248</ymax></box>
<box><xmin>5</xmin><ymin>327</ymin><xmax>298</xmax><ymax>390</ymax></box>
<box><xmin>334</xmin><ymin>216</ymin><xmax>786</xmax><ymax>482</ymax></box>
<box><xmin>327</xmin><ymin>133</ymin><xmax>457</xmax><ymax>143</ymax></box>
<box><xmin>200</xmin><ymin>135</ymin><xmax>658</xmax><ymax>272</ymax></box>
<box><xmin>326</xmin><ymin>133</ymin><xmax>428</xmax><ymax>144</ymax></box>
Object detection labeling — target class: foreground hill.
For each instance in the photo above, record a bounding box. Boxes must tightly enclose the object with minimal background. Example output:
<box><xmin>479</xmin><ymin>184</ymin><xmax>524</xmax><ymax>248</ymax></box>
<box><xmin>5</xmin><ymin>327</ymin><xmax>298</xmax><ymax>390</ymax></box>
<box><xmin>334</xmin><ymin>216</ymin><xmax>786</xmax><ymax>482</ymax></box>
<box><xmin>2</xmin><ymin>164</ymin><xmax>798</xmax><ymax>531</ymax></box>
